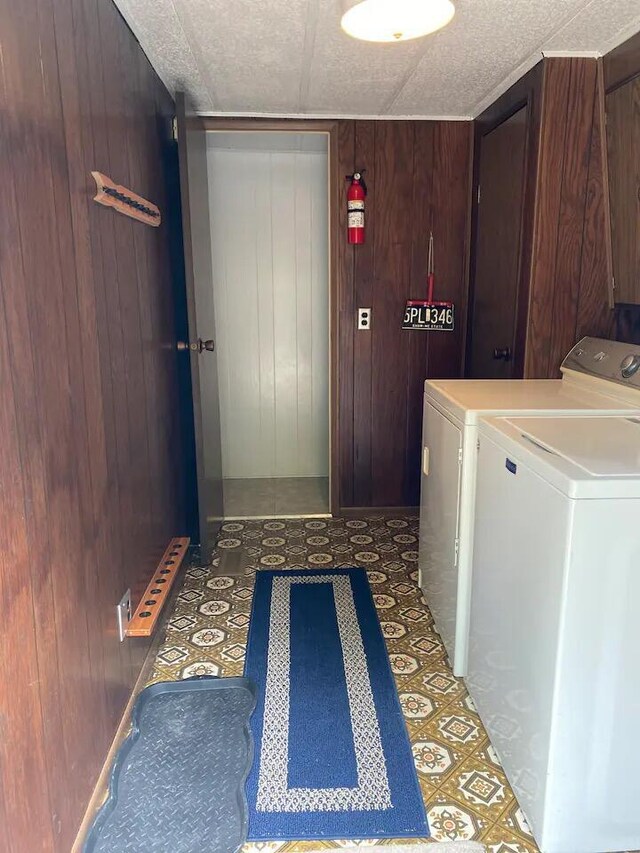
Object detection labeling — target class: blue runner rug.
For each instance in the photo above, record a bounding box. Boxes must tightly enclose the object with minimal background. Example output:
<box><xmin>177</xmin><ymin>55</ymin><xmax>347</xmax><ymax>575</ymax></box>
<box><xmin>244</xmin><ymin>568</ymin><xmax>429</xmax><ymax>841</ymax></box>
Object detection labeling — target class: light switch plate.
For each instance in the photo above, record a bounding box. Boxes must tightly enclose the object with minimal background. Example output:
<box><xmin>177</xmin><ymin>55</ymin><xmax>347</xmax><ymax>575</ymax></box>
<box><xmin>358</xmin><ymin>307</ymin><xmax>371</xmax><ymax>330</ymax></box>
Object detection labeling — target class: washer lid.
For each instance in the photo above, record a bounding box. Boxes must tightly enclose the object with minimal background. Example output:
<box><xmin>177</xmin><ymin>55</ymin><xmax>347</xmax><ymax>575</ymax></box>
<box><xmin>423</xmin><ymin>379</ymin><xmax>639</xmax><ymax>424</ymax></box>
<box><xmin>479</xmin><ymin>416</ymin><xmax>640</xmax><ymax>499</ymax></box>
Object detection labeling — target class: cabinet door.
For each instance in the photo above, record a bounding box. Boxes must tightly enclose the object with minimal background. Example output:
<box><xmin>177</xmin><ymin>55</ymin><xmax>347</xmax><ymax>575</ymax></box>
<box><xmin>468</xmin><ymin>107</ymin><xmax>528</xmax><ymax>378</ymax></box>
<box><xmin>418</xmin><ymin>400</ymin><xmax>463</xmax><ymax>662</ymax></box>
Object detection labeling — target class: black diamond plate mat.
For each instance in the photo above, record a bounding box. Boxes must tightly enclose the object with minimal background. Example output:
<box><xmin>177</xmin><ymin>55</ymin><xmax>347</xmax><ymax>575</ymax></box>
<box><xmin>84</xmin><ymin>676</ymin><xmax>256</xmax><ymax>853</ymax></box>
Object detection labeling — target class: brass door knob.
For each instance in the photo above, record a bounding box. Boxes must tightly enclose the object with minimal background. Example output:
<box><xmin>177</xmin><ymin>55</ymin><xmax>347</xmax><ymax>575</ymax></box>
<box><xmin>177</xmin><ymin>338</ymin><xmax>215</xmax><ymax>353</ymax></box>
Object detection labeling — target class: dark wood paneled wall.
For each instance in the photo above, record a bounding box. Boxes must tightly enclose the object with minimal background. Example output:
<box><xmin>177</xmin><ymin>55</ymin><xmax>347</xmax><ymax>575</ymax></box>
<box><xmin>604</xmin><ymin>29</ymin><xmax>640</xmax><ymax>343</ymax></box>
<box><xmin>0</xmin><ymin>0</ymin><xmax>183</xmax><ymax>849</ymax></box>
<box><xmin>336</xmin><ymin>120</ymin><xmax>472</xmax><ymax>510</ymax></box>
<box><xmin>605</xmin><ymin>74</ymin><xmax>640</xmax><ymax>305</ymax></box>
<box><xmin>527</xmin><ymin>58</ymin><xmax>614</xmax><ymax>377</ymax></box>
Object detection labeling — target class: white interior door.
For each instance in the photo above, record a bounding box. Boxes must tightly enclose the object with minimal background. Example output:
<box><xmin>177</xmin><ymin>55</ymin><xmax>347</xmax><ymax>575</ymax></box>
<box><xmin>207</xmin><ymin>132</ymin><xmax>329</xmax><ymax>480</ymax></box>
<box><xmin>419</xmin><ymin>399</ymin><xmax>463</xmax><ymax>662</ymax></box>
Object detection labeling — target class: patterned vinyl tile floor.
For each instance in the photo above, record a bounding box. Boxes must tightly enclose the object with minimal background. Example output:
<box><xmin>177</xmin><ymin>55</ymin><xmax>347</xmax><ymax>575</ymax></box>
<box><xmin>147</xmin><ymin>515</ymin><xmax>539</xmax><ymax>853</ymax></box>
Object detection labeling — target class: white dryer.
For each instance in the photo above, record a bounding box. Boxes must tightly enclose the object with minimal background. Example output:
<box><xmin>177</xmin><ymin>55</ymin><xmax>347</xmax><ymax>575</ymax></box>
<box><xmin>468</xmin><ymin>413</ymin><xmax>640</xmax><ymax>853</ymax></box>
<box><xmin>418</xmin><ymin>337</ymin><xmax>640</xmax><ymax>675</ymax></box>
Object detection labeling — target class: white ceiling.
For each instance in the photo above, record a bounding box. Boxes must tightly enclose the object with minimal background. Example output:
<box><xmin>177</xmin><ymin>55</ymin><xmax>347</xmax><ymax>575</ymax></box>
<box><xmin>114</xmin><ymin>0</ymin><xmax>640</xmax><ymax>118</ymax></box>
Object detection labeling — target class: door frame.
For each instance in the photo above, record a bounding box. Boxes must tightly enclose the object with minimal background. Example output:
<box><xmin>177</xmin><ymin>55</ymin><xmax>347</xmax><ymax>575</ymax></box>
<box><xmin>466</xmin><ymin>62</ymin><xmax>544</xmax><ymax>379</ymax></box>
<box><xmin>200</xmin><ymin>117</ymin><xmax>340</xmax><ymax>514</ymax></box>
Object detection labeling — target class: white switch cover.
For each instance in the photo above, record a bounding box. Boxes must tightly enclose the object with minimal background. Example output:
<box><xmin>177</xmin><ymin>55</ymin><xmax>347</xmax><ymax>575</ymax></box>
<box><xmin>423</xmin><ymin>446</ymin><xmax>430</xmax><ymax>476</ymax></box>
<box><xmin>358</xmin><ymin>308</ymin><xmax>371</xmax><ymax>330</ymax></box>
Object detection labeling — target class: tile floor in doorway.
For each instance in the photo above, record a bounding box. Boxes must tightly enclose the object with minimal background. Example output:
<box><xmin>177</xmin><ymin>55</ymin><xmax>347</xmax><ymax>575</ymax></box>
<box><xmin>223</xmin><ymin>477</ymin><xmax>330</xmax><ymax>518</ymax></box>
<box><xmin>148</xmin><ymin>514</ymin><xmax>539</xmax><ymax>852</ymax></box>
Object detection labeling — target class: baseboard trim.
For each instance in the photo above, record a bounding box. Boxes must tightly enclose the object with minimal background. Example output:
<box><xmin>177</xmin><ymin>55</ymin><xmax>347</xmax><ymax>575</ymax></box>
<box><xmin>338</xmin><ymin>506</ymin><xmax>419</xmax><ymax>517</ymax></box>
<box><xmin>223</xmin><ymin>512</ymin><xmax>332</xmax><ymax>521</ymax></box>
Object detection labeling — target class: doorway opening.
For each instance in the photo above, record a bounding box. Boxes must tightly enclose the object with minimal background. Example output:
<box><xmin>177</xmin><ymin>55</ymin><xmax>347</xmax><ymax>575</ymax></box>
<box><xmin>206</xmin><ymin>131</ymin><xmax>330</xmax><ymax>518</ymax></box>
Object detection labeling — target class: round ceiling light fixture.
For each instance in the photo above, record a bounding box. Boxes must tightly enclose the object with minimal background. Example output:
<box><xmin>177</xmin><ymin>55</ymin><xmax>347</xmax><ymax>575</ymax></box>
<box><xmin>341</xmin><ymin>0</ymin><xmax>455</xmax><ymax>43</ymax></box>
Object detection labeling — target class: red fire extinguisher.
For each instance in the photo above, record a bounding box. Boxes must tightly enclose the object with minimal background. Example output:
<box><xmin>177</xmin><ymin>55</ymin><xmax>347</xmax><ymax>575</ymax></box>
<box><xmin>346</xmin><ymin>171</ymin><xmax>366</xmax><ymax>244</ymax></box>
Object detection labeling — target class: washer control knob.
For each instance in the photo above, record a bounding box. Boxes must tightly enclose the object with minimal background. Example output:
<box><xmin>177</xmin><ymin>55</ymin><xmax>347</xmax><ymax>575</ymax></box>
<box><xmin>620</xmin><ymin>354</ymin><xmax>640</xmax><ymax>379</ymax></box>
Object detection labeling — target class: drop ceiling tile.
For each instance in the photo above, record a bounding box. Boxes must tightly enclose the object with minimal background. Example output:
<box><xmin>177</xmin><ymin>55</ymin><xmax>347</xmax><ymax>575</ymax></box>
<box><xmin>304</xmin><ymin>0</ymin><xmax>428</xmax><ymax>115</ymax></box>
<box><xmin>544</xmin><ymin>0</ymin><xmax>640</xmax><ymax>53</ymax></box>
<box><xmin>115</xmin><ymin>0</ymin><xmax>214</xmax><ymax>109</ymax></box>
<box><xmin>183</xmin><ymin>0</ymin><xmax>310</xmax><ymax>113</ymax></box>
<box><xmin>113</xmin><ymin>0</ymin><xmax>640</xmax><ymax>118</ymax></box>
<box><xmin>390</xmin><ymin>0</ymin><xmax>588</xmax><ymax>116</ymax></box>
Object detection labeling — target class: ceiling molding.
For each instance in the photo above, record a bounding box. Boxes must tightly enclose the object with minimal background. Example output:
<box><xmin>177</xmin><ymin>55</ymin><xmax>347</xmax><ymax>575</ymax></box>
<box><xmin>541</xmin><ymin>49</ymin><xmax>601</xmax><ymax>57</ymax></box>
<box><xmin>196</xmin><ymin>111</ymin><xmax>474</xmax><ymax>121</ymax></box>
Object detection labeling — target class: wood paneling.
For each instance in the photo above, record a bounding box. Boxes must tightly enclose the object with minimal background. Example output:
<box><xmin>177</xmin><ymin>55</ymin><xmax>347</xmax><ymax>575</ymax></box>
<box><xmin>337</xmin><ymin>120</ymin><xmax>472</xmax><ymax>510</ymax></box>
<box><xmin>0</xmin><ymin>0</ymin><xmax>183</xmax><ymax>849</ymax></box>
<box><xmin>527</xmin><ymin>58</ymin><xmax>614</xmax><ymax>377</ymax></box>
<box><xmin>604</xmin><ymin>29</ymin><xmax>640</xmax><ymax>92</ymax></box>
<box><xmin>606</xmin><ymin>74</ymin><xmax>640</xmax><ymax>305</ymax></box>
<box><xmin>403</xmin><ymin>122</ymin><xmax>435</xmax><ymax>505</ymax></box>
<box><xmin>370</xmin><ymin>121</ymin><xmax>415</xmax><ymax>507</ymax></box>
<box><xmin>427</xmin><ymin>122</ymin><xmax>473</xmax><ymax>381</ymax></box>
<box><xmin>576</xmin><ymin>62</ymin><xmax>616</xmax><ymax>340</ymax></box>
<box><xmin>604</xmin><ymin>28</ymin><xmax>640</xmax><ymax>336</ymax></box>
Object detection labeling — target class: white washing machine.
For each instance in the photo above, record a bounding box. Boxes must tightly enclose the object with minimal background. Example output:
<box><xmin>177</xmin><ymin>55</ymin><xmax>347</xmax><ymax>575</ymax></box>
<box><xmin>418</xmin><ymin>336</ymin><xmax>640</xmax><ymax>675</ymax></box>
<box><xmin>468</xmin><ymin>413</ymin><xmax>640</xmax><ymax>853</ymax></box>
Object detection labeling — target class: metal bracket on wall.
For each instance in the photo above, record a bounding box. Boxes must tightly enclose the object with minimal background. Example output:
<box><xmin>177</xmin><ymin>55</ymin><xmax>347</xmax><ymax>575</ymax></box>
<box><xmin>91</xmin><ymin>171</ymin><xmax>161</xmax><ymax>227</ymax></box>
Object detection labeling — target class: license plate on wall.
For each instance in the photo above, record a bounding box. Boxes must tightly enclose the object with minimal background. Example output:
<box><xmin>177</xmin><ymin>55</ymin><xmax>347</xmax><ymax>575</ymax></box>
<box><xmin>402</xmin><ymin>300</ymin><xmax>455</xmax><ymax>331</ymax></box>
